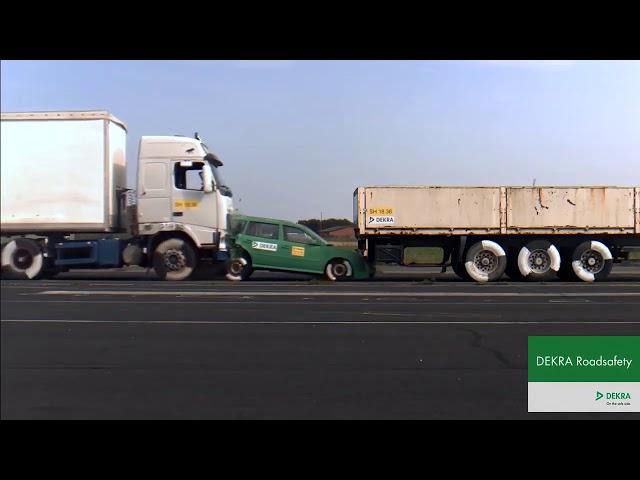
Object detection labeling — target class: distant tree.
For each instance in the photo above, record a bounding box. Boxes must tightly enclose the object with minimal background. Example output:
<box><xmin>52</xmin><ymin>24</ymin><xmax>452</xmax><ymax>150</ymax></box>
<box><xmin>298</xmin><ymin>218</ymin><xmax>353</xmax><ymax>233</ymax></box>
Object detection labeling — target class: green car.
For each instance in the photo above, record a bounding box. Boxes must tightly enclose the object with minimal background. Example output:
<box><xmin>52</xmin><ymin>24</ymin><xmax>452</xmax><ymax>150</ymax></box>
<box><xmin>225</xmin><ymin>215</ymin><xmax>372</xmax><ymax>281</ymax></box>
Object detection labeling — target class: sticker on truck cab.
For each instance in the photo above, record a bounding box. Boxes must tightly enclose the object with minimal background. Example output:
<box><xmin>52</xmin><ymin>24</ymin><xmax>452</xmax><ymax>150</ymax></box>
<box><xmin>174</xmin><ymin>200</ymin><xmax>199</xmax><ymax>209</ymax></box>
<box><xmin>291</xmin><ymin>246</ymin><xmax>305</xmax><ymax>257</ymax></box>
<box><xmin>252</xmin><ymin>241</ymin><xmax>278</xmax><ymax>252</ymax></box>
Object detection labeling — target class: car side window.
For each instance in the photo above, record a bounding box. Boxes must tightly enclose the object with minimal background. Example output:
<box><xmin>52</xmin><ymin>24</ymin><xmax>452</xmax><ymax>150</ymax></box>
<box><xmin>283</xmin><ymin>225</ymin><xmax>316</xmax><ymax>244</ymax></box>
<box><xmin>246</xmin><ymin>222</ymin><xmax>279</xmax><ymax>240</ymax></box>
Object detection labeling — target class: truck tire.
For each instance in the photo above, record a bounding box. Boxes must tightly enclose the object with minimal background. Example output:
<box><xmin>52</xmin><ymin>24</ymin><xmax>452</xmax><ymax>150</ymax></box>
<box><xmin>571</xmin><ymin>241</ymin><xmax>613</xmax><ymax>282</ymax></box>
<box><xmin>464</xmin><ymin>240</ymin><xmax>507</xmax><ymax>282</ymax></box>
<box><xmin>325</xmin><ymin>259</ymin><xmax>353</xmax><ymax>281</ymax></box>
<box><xmin>153</xmin><ymin>238</ymin><xmax>198</xmax><ymax>281</ymax></box>
<box><xmin>225</xmin><ymin>256</ymin><xmax>253</xmax><ymax>281</ymax></box>
<box><xmin>1</xmin><ymin>238</ymin><xmax>45</xmax><ymax>279</ymax></box>
<box><xmin>517</xmin><ymin>240</ymin><xmax>561</xmax><ymax>282</ymax></box>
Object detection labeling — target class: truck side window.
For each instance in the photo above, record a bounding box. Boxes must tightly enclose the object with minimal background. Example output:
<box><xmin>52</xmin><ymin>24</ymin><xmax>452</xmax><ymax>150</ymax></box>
<box><xmin>174</xmin><ymin>162</ymin><xmax>205</xmax><ymax>191</ymax></box>
<box><xmin>283</xmin><ymin>225</ymin><xmax>315</xmax><ymax>244</ymax></box>
<box><xmin>246</xmin><ymin>222</ymin><xmax>279</xmax><ymax>240</ymax></box>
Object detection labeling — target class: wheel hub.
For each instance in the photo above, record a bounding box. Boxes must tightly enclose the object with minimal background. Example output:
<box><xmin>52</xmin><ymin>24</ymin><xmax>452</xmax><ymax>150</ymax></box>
<box><xmin>13</xmin><ymin>248</ymin><xmax>34</xmax><ymax>270</ymax></box>
<box><xmin>230</xmin><ymin>261</ymin><xmax>243</xmax><ymax>275</ymax></box>
<box><xmin>333</xmin><ymin>263</ymin><xmax>347</xmax><ymax>276</ymax></box>
<box><xmin>528</xmin><ymin>249</ymin><xmax>550</xmax><ymax>274</ymax></box>
<box><xmin>581</xmin><ymin>250</ymin><xmax>604</xmax><ymax>274</ymax></box>
<box><xmin>164</xmin><ymin>249</ymin><xmax>186</xmax><ymax>271</ymax></box>
<box><xmin>474</xmin><ymin>251</ymin><xmax>498</xmax><ymax>274</ymax></box>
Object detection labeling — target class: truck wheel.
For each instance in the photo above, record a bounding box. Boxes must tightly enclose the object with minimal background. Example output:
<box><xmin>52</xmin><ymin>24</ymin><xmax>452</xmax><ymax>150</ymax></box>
<box><xmin>325</xmin><ymin>259</ymin><xmax>353</xmax><ymax>281</ymax></box>
<box><xmin>517</xmin><ymin>240</ymin><xmax>561</xmax><ymax>282</ymax></box>
<box><xmin>225</xmin><ymin>256</ymin><xmax>253</xmax><ymax>281</ymax></box>
<box><xmin>464</xmin><ymin>240</ymin><xmax>507</xmax><ymax>282</ymax></box>
<box><xmin>1</xmin><ymin>238</ymin><xmax>45</xmax><ymax>279</ymax></box>
<box><xmin>571</xmin><ymin>241</ymin><xmax>613</xmax><ymax>282</ymax></box>
<box><xmin>153</xmin><ymin>238</ymin><xmax>198</xmax><ymax>281</ymax></box>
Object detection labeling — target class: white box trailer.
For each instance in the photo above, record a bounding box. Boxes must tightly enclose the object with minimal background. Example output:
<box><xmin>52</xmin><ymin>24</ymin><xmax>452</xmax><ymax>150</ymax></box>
<box><xmin>354</xmin><ymin>186</ymin><xmax>640</xmax><ymax>282</ymax></box>
<box><xmin>1</xmin><ymin>111</ymin><xmax>127</xmax><ymax>233</ymax></box>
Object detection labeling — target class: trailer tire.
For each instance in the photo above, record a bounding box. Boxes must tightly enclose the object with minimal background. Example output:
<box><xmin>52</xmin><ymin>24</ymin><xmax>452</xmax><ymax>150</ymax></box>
<box><xmin>451</xmin><ymin>247</ymin><xmax>470</xmax><ymax>281</ymax></box>
<box><xmin>517</xmin><ymin>240</ymin><xmax>561</xmax><ymax>282</ymax></box>
<box><xmin>464</xmin><ymin>240</ymin><xmax>507</xmax><ymax>282</ymax></box>
<box><xmin>153</xmin><ymin>238</ymin><xmax>198</xmax><ymax>281</ymax></box>
<box><xmin>325</xmin><ymin>259</ymin><xmax>353</xmax><ymax>281</ymax></box>
<box><xmin>1</xmin><ymin>238</ymin><xmax>45</xmax><ymax>280</ymax></box>
<box><xmin>571</xmin><ymin>241</ymin><xmax>613</xmax><ymax>282</ymax></box>
<box><xmin>225</xmin><ymin>256</ymin><xmax>253</xmax><ymax>281</ymax></box>
<box><xmin>505</xmin><ymin>255</ymin><xmax>525</xmax><ymax>281</ymax></box>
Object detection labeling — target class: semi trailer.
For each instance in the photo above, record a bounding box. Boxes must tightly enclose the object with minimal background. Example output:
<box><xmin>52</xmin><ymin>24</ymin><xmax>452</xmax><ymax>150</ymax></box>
<box><xmin>0</xmin><ymin>111</ymin><xmax>234</xmax><ymax>280</ymax></box>
<box><xmin>354</xmin><ymin>186</ymin><xmax>640</xmax><ymax>282</ymax></box>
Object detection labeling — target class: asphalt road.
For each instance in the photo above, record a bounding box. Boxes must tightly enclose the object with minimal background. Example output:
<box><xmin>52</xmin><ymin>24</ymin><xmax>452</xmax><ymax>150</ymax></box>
<box><xmin>2</xmin><ymin>264</ymin><xmax>640</xmax><ymax>419</ymax></box>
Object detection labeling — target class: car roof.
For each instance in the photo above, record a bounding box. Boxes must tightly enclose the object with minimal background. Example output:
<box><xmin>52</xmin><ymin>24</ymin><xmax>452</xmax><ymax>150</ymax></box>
<box><xmin>232</xmin><ymin>214</ymin><xmax>303</xmax><ymax>228</ymax></box>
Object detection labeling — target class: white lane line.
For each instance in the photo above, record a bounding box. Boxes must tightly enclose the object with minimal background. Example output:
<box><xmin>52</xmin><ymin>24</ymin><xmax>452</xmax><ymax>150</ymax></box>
<box><xmin>2</xmin><ymin>319</ymin><xmax>640</xmax><ymax>325</ymax></box>
<box><xmin>6</xmin><ymin>300</ymin><xmax>640</xmax><ymax>306</ymax></box>
<box><xmin>35</xmin><ymin>290</ymin><xmax>640</xmax><ymax>297</ymax></box>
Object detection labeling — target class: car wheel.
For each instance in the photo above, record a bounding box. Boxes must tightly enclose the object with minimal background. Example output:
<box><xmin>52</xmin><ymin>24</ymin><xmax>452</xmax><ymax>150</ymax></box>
<box><xmin>325</xmin><ymin>259</ymin><xmax>353</xmax><ymax>281</ymax></box>
<box><xmin>225</xmin><ymin>256</ymin><xmax>253</xmax><ymax>281</ymax></box>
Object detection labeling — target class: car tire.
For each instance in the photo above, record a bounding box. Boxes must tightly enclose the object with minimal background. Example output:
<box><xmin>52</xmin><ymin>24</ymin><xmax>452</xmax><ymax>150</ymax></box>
<box><xmin>325</xmin><ymin>259</ymin><xmax>353</xmax><ymax>281</ymax></box>
<box><xmin>464</xmin><ymin>240</ymin><xmax>507</xmax><ymax>282</ymax></box>
<box><xmin>153</xmin><ymin>238</ymin><xmax>198</xmax><ymax>281</ymax></box>
<box><xmin>517</xmin><ymin>240</ymin><xmax>561</xmax><ymax>282</ymax></box>
<box><xmin>1</xmin><ymin>238</ymin><xmax>45</xmax><ymax>279</ymax></box>
<box><xmin>225</xmin><ymin>256</ymin><xmax>253</xmax><ymax>281</ymax></box>
<box><xmin>571</xmin><ymin>240</ymin><xmax>613</xmax><ymax>282</ymax></box>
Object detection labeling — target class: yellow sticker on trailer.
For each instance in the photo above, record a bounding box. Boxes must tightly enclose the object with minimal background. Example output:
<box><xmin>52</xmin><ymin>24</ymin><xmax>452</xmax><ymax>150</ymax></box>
<box><xmin>291</xmin><ymin>246</ymin><xmax>305</xmax><ymax>257</ymax></box>
<box><xmin>368</xmin><ymin>207</ymin><xmax>394</xmax><ymax>215</ymax></box>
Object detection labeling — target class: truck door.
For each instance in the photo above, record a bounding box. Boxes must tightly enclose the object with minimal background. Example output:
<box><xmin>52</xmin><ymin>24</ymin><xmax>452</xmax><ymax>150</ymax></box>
<box><xmin>138</xmin><ymin>160</ymin><xmax>172</xmax><ymax>223</ymax></box>
<box><xmin>172</xmin><ymin>160</ymin><xmax>218</xmax><ymax>234</ymax></box>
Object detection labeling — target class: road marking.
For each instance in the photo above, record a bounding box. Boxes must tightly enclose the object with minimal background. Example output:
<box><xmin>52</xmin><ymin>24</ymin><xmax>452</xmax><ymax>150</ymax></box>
<box><xmin>2</xmin><ymin>319</ymin><xmax>640</xmax><ymax>325</ymax></box>
<box><xmin>35</xmin><ymin>290</ymin><xmax>640</xmax><ymax>297</ymax></box>
<box><xmin>6</xmin><ymin>300</ymin><xmax>640</xmax><ymax>306</ymax></box>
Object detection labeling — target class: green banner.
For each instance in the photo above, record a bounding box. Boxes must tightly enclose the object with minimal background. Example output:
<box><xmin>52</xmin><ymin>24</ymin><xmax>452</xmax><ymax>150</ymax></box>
<box><xmin>528</xmin><ymin>336</ymin><xmax>640</xmax><ymax>382</ymax></box>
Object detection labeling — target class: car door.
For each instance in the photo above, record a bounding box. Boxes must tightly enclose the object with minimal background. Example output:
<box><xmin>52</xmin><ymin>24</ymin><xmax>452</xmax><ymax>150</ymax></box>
<box><xmin>278</xmin><ymin>224</ymin><xmax>326</xmax><ymax>273</ymax></box>
<box><xmin>240</xmin><ymin>221</ymin><xmax>281</xmax><ymax>268</ymax></box>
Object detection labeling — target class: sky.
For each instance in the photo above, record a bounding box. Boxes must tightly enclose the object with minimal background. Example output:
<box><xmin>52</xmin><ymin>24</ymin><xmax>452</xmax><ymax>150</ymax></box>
<box><xmin>1</xmin><ymin>60</ymin><xmax>639</xmax><ymax>221</ymax></box>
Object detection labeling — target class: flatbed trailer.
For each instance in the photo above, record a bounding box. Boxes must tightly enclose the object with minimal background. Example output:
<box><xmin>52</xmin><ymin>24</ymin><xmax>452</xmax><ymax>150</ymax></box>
<box><xmin>354</xmin><ymin>186</ymin><xmax>640</xmax><ymax>282</ymax></box>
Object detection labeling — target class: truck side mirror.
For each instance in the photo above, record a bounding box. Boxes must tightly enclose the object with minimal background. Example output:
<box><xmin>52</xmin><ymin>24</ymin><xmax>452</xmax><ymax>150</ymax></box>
<box><xmin>202</xmin><ymin>164</ymin><xmax>214</xmax><ymax>193</ymax></box>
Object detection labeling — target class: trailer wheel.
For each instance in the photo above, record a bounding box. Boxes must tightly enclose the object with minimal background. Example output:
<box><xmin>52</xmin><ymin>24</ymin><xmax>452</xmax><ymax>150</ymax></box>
<box><xmin>325</xmin><ymin>259</ymin><xmax>353</xmax><ymax>281</ymax></box>
<box><xmin>451</xmin><ymin>247</ymin><xmax>470</xmax><ymax>281</ymax></box>
<box><xmin>1</xmin><ymin>238</ymin><xmax>45</xmax><ymax>280</ymax></box>
<box><xmin>225</xmin><ymin>256</ymin><xmax>253</xmax><ymax>281</ymax></box>
<box><xmin>517</xmin><ymin>240</ymin><xmax>561</xmax><ymax>282</ymax></box>
<box><xmin>571</xmin><ymin>241</ymin><xmax>613</xmax><ymax>282</ymax></box>
<box><xmin>505</xmin><ymin>254</ymin><xmax>525</xmax><ymax>281</ymax></box>
<box><xmin>153</xmin><ymin>238</ymin><xmax>198</xmax><ymax>281</ymax></box>
<box><xmin>464</xmin><ymin>240</ymin><xmax>507</xmax><ymax>282</ymax></box>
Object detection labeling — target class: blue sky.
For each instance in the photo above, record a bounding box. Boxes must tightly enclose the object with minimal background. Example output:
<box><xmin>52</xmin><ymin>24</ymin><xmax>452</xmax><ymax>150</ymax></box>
<box><xmin>2</xmin><ymin>60</ymin><xmax>638</xmax><ymax>221</ymax></box>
